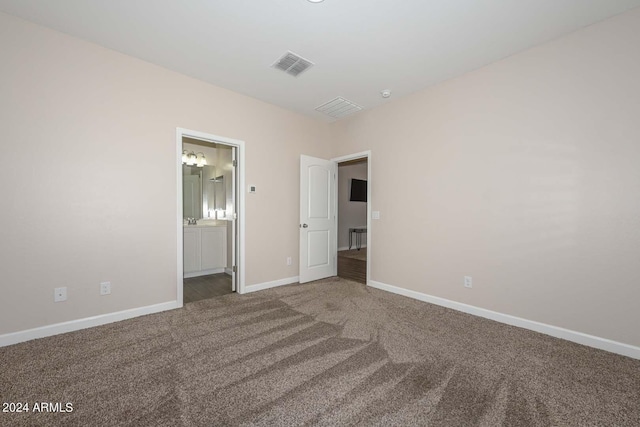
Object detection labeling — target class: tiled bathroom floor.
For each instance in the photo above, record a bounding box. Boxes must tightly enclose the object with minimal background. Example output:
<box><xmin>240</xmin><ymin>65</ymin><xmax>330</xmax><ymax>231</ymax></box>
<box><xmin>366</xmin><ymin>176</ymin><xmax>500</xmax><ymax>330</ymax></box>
<box><xmin>183</xmin><ymin>273</ymin><xmax>233</xmax><ymax>303</ymax></box>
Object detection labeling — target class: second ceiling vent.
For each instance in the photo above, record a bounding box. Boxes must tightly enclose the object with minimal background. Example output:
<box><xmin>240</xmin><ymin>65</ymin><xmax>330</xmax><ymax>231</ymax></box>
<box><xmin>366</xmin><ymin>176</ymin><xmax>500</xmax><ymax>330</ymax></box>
<box><xmin>315</xmin><ymin>97</ymin><xmax>363</xmax><ymax>119</ymax></box>
<box><xmin>271</xmin><ymin>51</ymin><xmax>314</xmax><ymax>77</ymax></box>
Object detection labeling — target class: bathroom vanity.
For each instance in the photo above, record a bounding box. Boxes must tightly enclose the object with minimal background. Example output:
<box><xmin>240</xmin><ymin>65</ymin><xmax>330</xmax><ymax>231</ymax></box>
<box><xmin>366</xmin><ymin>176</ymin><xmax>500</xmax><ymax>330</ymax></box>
<box><xmin>183</xmin><ymin>221</ymin><xmax>227</xmax><ymax>278</ymax></box>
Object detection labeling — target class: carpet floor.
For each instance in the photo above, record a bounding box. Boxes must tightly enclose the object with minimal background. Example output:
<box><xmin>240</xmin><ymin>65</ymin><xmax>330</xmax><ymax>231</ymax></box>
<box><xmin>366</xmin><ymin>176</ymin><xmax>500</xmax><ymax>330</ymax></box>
<box><xmin>1</xmin><ymin>278</ymin><xmax>639</xmax><ymax>426</ymax></box>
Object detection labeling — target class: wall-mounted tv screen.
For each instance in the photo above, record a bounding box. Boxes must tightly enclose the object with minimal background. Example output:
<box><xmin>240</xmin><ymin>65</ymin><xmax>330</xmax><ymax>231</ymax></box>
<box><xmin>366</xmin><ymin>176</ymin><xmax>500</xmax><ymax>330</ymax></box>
<box><xmin>350</xmin><ymin>179</ymin><xmax>367</xmax><ymax>202</ymax></box>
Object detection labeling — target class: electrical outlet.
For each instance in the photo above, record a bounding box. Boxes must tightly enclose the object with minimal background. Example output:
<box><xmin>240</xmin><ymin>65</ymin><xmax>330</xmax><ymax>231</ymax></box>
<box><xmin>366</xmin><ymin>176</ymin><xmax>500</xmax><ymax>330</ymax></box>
<box><xmin>286</xmin><ymin>257</ymin><xmax>292</xmax><ymax>266</ymax></box>
<box><xmin>54</xmin><ymin>287</ymin><xmax>67</xmax><ymax>302</ymax></box>
<box><xmin>464</xmin><ymin>276</ymin><xmax>473</xmax><ymax>288</ymax></box>
<box><xmin>100</xmin><ymin>281</ymin><xmax>111</xmax><ymax>295</ymax></box>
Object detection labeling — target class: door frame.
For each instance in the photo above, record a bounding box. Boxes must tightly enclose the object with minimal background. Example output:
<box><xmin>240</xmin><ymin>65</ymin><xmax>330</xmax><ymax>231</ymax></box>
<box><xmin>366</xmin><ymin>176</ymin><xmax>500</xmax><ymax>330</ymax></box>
<box><xmin>176</xmin><ymin>127</ymin><xmax>246</xmax><ymax>307</ymax></box>
<box><xmin>331</xmin><ymin>150</ymin><xmax>372</xmax><ymax>285</ymax></box>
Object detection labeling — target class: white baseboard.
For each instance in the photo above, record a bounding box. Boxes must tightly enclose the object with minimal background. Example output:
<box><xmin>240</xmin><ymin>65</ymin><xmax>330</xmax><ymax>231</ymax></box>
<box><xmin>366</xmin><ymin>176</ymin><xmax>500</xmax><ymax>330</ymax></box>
<box><xmin>368</xmin><ymin>280</ymin><xmax>640</xmax><ymax>360</ymax></box>
<box><xmin>338</xmin><ymin>245</ymin><xmax>367</xmax><ymax>251</ymax></box>
<box><xmin>0</xmin><ymin>301</ymin><xmax>179</xmax><ymax>348</ymax></box>
<box><xmin>183</xmin><ymin>268</ymin><xmax>225</xmax><ymax>278</ymax></box>
<box><xmin>224</xmin><ymin>267</ymin><xmax>233</xmax><ymax>276</ymax></box>
<box><xmin>244</xmin><ymin>276</ymin><xmax>299</xmax><ymax>294</ymax></box>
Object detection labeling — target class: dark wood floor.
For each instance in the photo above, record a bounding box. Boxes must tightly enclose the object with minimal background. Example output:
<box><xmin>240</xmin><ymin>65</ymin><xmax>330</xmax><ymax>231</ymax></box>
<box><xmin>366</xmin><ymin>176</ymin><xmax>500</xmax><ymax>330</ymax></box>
<box><xmin>337</xmin><ymin>253</ymin><xmax>367</xmax><ymax>284</ymax></box>
<box><xmin>183</xmin><ymin>273</ymin><xmax>233</xmax><ymax>303</ymax></box>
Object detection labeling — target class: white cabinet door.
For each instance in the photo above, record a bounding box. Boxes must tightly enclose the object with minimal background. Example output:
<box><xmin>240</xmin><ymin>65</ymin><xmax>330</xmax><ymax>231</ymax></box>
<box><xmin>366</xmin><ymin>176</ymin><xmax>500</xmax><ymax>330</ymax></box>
<box><xmin>183</xmin><ymin>228</ymin><xmax>200</xmax><ymax>273</ymax></box>
<box><xmin>201</xmin><ymin>227</ymin><xmax>226</xmax><ymax>270</ymax></box>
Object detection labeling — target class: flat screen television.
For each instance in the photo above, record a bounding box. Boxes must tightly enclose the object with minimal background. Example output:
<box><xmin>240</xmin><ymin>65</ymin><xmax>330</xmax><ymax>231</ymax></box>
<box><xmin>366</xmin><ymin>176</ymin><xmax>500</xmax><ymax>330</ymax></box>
<box><xmin>349</xmin><ymin>179</ymin><xmax>367</xmax><ymax>202</ymax></box>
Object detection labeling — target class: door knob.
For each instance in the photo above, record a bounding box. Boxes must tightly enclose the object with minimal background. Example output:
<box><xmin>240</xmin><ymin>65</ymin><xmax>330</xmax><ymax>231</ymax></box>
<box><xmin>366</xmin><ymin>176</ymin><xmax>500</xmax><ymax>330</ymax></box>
<box><xmin>301</xmin><ymin>224</ymin><xmax>308</xmax><ymax>228</ymax></box>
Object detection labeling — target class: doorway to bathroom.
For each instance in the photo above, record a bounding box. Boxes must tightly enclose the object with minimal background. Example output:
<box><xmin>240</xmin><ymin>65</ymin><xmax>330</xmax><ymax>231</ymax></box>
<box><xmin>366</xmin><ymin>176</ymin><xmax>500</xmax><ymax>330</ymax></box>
<box><xmin>176</xmin><ymin>128</ymin><xmax>245</xmax><ymax>306</ymax></box>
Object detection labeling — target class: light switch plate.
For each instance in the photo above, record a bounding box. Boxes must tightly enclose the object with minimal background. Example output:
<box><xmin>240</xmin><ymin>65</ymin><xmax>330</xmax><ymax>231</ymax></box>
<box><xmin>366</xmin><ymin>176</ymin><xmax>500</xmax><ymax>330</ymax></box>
<box><xmin>372</xmin><ymin>211</ymin><xmax>380</xmax><ymax>220</ymax></box>
<box><xmin>248</xmin><ymin>185</ymin><xmax>256</xmax><ymax>193</ymax></box>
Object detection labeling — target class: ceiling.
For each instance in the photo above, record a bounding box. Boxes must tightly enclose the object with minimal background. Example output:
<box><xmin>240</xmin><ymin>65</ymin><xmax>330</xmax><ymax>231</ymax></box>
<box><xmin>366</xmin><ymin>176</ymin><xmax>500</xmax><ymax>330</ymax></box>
<box><xmin>2</xmin><ymin>0</ymin><xmax>639</xmax><ymax>122</ymax></box>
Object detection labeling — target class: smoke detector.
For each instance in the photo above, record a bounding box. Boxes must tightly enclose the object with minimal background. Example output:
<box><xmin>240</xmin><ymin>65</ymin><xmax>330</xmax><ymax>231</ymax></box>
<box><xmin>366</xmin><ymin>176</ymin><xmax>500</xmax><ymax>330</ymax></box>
<box><xmin>271</xmin><ymin>51</ymin><xmax>314</xmax><ymax>77</ymax></box>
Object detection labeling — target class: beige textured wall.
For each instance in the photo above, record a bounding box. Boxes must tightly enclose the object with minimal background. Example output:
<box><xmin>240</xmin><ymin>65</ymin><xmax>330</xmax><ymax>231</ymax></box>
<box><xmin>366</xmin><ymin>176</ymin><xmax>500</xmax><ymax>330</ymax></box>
<box><xmin>337</xmin><ymin>162</ymin><xmax>368</xmax><ymax>250</ymax></box>
<box><xmin>2</xmin><ymin>7</ymin><xmax>640</xmax><ymax>349</ymax></box>
<box><xmin>331</xmin><ymin>8</ymin><xmax>640</xmax><ymax>346</ymax></box>
<box><xmin>0</xmin><ymin>12</ymin><xmax>330</xmax><ymax>334</ymax></box>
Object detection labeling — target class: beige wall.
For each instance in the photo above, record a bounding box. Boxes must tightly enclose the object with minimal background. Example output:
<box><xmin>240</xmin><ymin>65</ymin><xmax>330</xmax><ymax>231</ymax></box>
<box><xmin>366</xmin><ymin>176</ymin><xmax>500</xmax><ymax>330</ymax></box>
<box><xmin>2</xmin><ymin>7</ymin><xmax>640</xmax><ymax>349</ymax></box>
<box><xmin>0</xmin><ymin>12</ymin><xmax>330</xmax><ymax>334</ymax></box>
<box><xmin>337</xmin><ymin>162</ymin><xmax>368</xmax><ymax>250</ymax></box>
<box><xmin>331</xmin><ymin>8</ymin><xmax>640</xmax><ymax>346</ymax></box>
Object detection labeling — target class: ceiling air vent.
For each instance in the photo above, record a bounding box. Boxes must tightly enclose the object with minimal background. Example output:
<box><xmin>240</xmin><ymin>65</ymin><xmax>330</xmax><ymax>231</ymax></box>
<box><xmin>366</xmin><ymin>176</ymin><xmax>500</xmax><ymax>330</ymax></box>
<box><xmin>315</xmin><ymin>97</ymin><xmax>363</xmax><ymax>119</ymax></box>
<box><xmin>271</xmin><ymin>51</ymin><xmax>314</xmax><ymax>77</ymax></box>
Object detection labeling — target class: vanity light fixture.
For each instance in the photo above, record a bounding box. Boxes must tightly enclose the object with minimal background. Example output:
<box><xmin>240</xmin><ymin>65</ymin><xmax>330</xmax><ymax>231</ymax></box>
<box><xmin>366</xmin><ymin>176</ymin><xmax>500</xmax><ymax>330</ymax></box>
<box><xmin>196</xmin><ymin>152</ymin><xmax>207</xmax><ymax>167</ymax></box>
<box><xmin>307</xmin><ymin>0</ymin><xmax>324</xmax><ymax>3</ymax></box>
<box><xmin>182</xmin><ymin>150</ymin><xmax>192</xmax><ymax>165</ymax></box>
<box><xmin>182</xmin><ymin>150</ymin><xmax>207</xmax><ymax>167</ymax></box>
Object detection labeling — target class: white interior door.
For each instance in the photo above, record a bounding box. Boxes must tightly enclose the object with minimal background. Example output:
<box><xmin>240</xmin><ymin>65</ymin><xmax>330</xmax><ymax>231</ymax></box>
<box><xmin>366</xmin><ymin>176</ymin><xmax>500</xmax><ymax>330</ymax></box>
<box><xmin>300</xmin><ymin>155</ymin><xmax>337</xmax><ymax>283</ymax></box>
<box><xmin>230</xmin><ymin>147</ymin><xmax>237</xmax><ymax>291</ymax></box>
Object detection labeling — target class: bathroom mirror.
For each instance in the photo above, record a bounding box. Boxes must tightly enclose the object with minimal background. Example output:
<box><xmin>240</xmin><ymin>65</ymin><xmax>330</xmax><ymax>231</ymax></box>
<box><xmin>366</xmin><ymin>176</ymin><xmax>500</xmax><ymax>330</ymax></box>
<box><xmin>183</xmin><ymin>164</ymin><xmax>224</xmax><ymax>219</ymax></box>
<box><xmin>210</xmin><ymin>175</ymin><xmax>225</xmax><ymax>212</ymax></box>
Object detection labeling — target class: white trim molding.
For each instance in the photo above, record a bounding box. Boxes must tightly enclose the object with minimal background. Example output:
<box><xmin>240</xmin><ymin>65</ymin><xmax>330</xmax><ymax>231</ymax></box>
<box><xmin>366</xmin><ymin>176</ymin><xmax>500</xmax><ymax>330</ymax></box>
<box><xmin>0</xmin><ymin>301</ymin><xmax>179</xmax><ymax>348</ymax></box>
<box><xmin>368</xmin><ymin>280</ymin><xmax>640</xmax><ymax>360</ymax></box>
<box><xmin>244</xmin><ymin>276</ymin><xmax>299</xmax><ymax>294</ymax></box>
